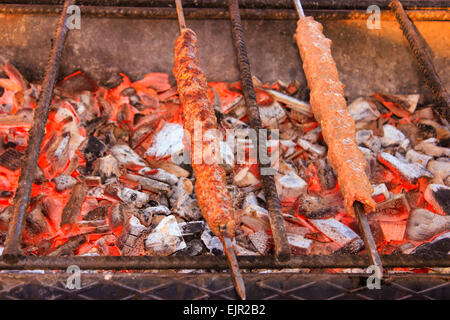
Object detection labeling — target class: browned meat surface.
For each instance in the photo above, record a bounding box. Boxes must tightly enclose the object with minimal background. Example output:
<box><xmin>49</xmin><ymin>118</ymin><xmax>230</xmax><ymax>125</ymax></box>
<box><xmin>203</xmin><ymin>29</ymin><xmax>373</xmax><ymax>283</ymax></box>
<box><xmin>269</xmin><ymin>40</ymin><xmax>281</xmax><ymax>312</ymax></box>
<box><xmin>295</xmin><ymin>17</ymin><xmax>376</xmax><ymax>215</ymax></box>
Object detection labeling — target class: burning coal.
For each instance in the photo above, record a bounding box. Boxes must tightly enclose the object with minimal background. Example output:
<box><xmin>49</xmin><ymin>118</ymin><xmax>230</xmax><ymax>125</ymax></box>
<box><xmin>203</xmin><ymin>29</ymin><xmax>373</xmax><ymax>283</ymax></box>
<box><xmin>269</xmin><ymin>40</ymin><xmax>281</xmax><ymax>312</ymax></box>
<box><xmin>0</xmin><ymin>63</ymin><xmax>448</xmax><ymax>272</ymax></box>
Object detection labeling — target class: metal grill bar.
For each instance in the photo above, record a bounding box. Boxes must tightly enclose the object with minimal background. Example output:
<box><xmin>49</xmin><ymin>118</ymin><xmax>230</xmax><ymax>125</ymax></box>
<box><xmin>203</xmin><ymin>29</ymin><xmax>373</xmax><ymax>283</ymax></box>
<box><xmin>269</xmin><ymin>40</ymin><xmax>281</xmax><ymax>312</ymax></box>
<box><xmin>2</xmin><ymin>0</ymin><xmax>73</xmax><ymax>260</ymax></box>
<box><xmin>228</xmin><ymin>0</ymin><xmax>290</xmax><ymax>262</ymax></box>
<box><xmin>390</xmin><ymin>0</ymin><xmax>450</xmax><ymax>123</ymax></box>
<box><xmin>0</xmin><ymin>254</ymin><xmax>448</xmax><ymax>270</ymax></box>
<box><xmin>3</xmin><ymin>0</ymin><xmax>450</xmax><ymax>10</ymax></box>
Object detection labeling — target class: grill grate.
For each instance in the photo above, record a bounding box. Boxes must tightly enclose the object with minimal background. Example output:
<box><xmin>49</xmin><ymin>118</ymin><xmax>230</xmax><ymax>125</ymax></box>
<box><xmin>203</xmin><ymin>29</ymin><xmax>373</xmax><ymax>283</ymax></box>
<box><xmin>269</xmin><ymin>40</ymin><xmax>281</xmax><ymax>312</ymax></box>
<box><xmin>0</xmin><ymin>273</ymin><xmax>448</xmax><ymax>300</ymax></box>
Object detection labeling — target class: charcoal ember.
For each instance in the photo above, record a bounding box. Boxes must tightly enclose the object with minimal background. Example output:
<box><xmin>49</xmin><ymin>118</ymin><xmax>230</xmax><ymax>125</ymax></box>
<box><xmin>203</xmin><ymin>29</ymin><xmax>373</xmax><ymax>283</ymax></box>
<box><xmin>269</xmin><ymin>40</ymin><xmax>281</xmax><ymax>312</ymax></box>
<box><xmin>118</xmin><ymin>187</ymin><xmax>150</xmax><ymax>208</ymax></box>
<box><xmin>310</xmin><ymin>218</ymin><xmax>364</xmax><ymax>253</ymax></box>
<box><xmin>83</xmin><ymin>175</ymin><xmax>101</xmax><ymax>187</ymax></box>
<box><xmin>283</xmin><ymin>218</ymin><xmax>309</xmax><ymax>236</ymax></box>
<box><xmin>296</xmin><ymin>194</ymin><xmax>332</xmax><ymax>219</ymax></box>
<box><xmin>406</xmin><ymin>149</ymin><xmax>433</xmax><ymax>168</ymax></box>
<box><xmin>424</xmin><ymin>184</ymin><xmax>450</xmax><ymax>215</ymax></box>
<box><xmin>93</xmin><ymin>154</ymin><xmax>120</xmax><ymax>183</ymax></box>
<box><xmin>356</xmin><ymin>130</ymin><xmax>381</xmax><ymax>153</ymax></box>
<box><xmin>201</xmin><ymin>226</ymin><xmax>224</xmax><ymax>255</ymax></box>
<box><xmin>52</xmin><ymin>174</ymin><xmax>77</xmax><ymax>192</ymax></box>
<box><xmin>25</xmin><ymin>203</ymin><xmax>49</xmax><ymax>235</ymax></box>
<box><xmin>242</xmin><ymin>192</ymin><xmax>258</xmax><ymax>209</ymax></box>
<box><xmin>315</xmin><ymin>158</ymin><xmax>336</xmax><ymax>190</ymax></box>
<box><xmin>347</xmin><ymin>97</ymin><xmax>380</xmax><ymax>123</ymax></box>
<box><xmin>248</xmin><ymin>230</ymin><xmax>270</xmax><ymax>254</ymax></box>
<box><xmin>233</xmin><ymin>167</ymin><xmax>260</xmax><ymax>187</ymax></box>
<box><xmin>242</xmin><ymin>204</ymin><xmax>269</xmax><ymax>222</ymax></box>
<box><xmin>419</xmin><ymin>119</ymin><xmax>450</xmax><ymax>141</ymax></box>
<box><xmin>370</xmin><ymin>194</ymin><xmax>410</xmax><ymax>222</ymax></box>
<box><xmin>415</xmin><ymin>138</ymin><xmax>450</xmax><ymax>157</ymax></box>
<box><xmin>138</xmin><ymin>167</ymin><xmax>178</xmax><ymax>185</ymax></box>
<box><xmin>427</xmin><ymin>160</ymin><xmax>450</xmax><ymax>182</ymax></box>
<box><xmin>381</xmin><ymin>124</ymin><xmax>409</xmax><ymax>149</ymax></box>
<box><xmin>145</xmin><ymin>215</ymin><xmax>186</xmax><ymax>256</ymax></box>
<box><xmin>378</xmin><ymin>152</ymin><xmax>434</xmax><ymax>184</ymax></box>
<box><xmin>145</xmin><ymin>158</ymin><xmax>190</xmax><ymax>178</ymax></box>
<box><xmin>110</xmin><ymin>144</ymin><xmax>147</xmax><ymax>168</ymax></box>
<box><xmin>179</xmin><ymin>221</ymin><xmax>205</xmax><ymax>241</ymax></box>
<box><xmin>48</xmin><ymin>235</ymin><xmax>87</xmax><ymax>257</ymax></box>
<box><xmin>60</xmin><ymin>182</ymin><xmax>88</xmax><ymax>227</ymax></box>
<box><xmin>302</xmin><ymin>126</ymin><xmax>321</xmax><ymax>144</ymax></box>
<box><xmin>83</xmin><ymin>136</ymin><xmax>106</xmax><ymax>164</ymax></box>
<box><xmin>125</xmin><ymin>173</ymin><xmax>171</xmax><ymax>195</ymax></box>
<box><xmin>287</xmin><ymin>233</ymin><xmax>313</xmax><ymax>255</ymax></box>
<box><xmin>393</xmin><ymin>242</ymin><xmax>416</xmax><ymax>255</ymax></box>
<box><xmin>120</xmin><ymin>87</ymin><xmax>143</xmax><ymax>108</ymax></box>
<box><xmin>175</xmin><ymin>239</ymin><xmax>204</xmax><ymax>256</ymax></box>
<box><xmin>145</xmin><ymin>122</ymin><xmax>185</xmax><ymax>159</ymax></box>
<box><xmin>0</xmin><ymin>149</ymin><xmax>23</xmax><ymax>171</ymax></box>
<box><xmin>0</xmin><ymin>191</ymin><xmax>13</xmax><ymax>198</ymax></box>
<box><xmin>240</xmin><ymin>214</ymin><xmax>270</xmax><ymax>232</ymax></box>
<box><xmin>275</xmin><ymin>172</ymin><xmax>307</xmax><ymax>203</ymax></box>
<box><xmin>118</xmin><ymin>215</ymin><xmax>147</xmax><ymax>255</ymax></box>
<box><xmin>297</xmin><ymin>139</ymin><xmax>326</xmax><ymax>158</ymax></box>
<box><xmin>310</xmin><ymin>241</ymin><xmax>341</xmax><ymax>255</ymax></box>
<box><xmin>109</xmin><ymin>204</ymin><xmax>126</xmax><ymax>228</ymax></box>
<box><xmin>235</xmin><ymin>244</ymin><xmax>259</xmax><ymax>256</ymax></box>
<box><xmin>413</xmin><ymin>232</ymin><xmax>450</xmax><ymax>257</ymax></box>
<box><xmin>84</xmin><ymin>206</ymin><xmax>109</xmax><ymax>221</ymax></box>
<box><xmin>258</xmin><ymin>101</ymin><xmax>286</xmax><ymax>129</ymax></box>
<box><xmin>372</xmin><ymin>183</ymin><xmax>390</xmax><ymax>200</ymax></box>
<box><xmin>172</xmin><ymin>193</ymin><xmax>202</xmax><ymax>221</ymax></box>
<box><xmin>170</xmin><ymin>177</ymin><xmax>193</xmax><ymax>206</ymax></box>
<box><xmin>406</xmin><ymin>209</ymin><xmax>450</xmax><ymax>241</ymax></box>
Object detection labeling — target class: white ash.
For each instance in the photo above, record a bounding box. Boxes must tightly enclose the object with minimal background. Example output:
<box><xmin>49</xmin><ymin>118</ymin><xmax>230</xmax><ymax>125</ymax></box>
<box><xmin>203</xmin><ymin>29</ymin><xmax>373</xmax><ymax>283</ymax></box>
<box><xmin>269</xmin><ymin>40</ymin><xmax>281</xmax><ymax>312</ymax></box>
<box><xmin>145</xmin><ymin>122</ymin><xmax>185</xmax><ymax>159</ymax></box>
<box><xmin>379</xmin><ymin>152</ymin><xmax>434</xmax><ymax>183</ymax></box>
<box><xmin>310</xmin><ymin>218</ymin><xmax>363</xmax><ymax>252</ymax></box>
<box><xmin>381</xmin><ymin>124</ymin><xmax>409</xmax><ymax>148</ymax></box>
<box><xmin>258</xmin><ymin>101</ymin><xmax>287</xmax><ymax>129</ymax></box>
<box><xmin>356</xmin><ymin>130</ymin><xmax>381</xmax><ymax>153</ymax></box>
<box><xmin>406</xmin><ymin>149</ymin><xmax>433</xmax><ymax>168</ymax></box>
<box><xmin>424</xmin><ymin>184</ymin><xmax>450</xmax><ymax>216</ymax></box>
<box><xmin>427</xmin><ymin>160</ymin><xmax>450</xmax><ymax>181</ymax></box>
<box><xmin>287</xmin><ymin>233</ymin><xmax>313</xmax><ymax>255</ymax></box>
<box><xmin>297</xmin><ymin>139</ymin><xmax>326</xmax><ymax>157</ymax></box>
<box><xmin>145</xmin><ymin>215</ymin><xmax>186</xmax><ymax>256</ymax></box>
<box><xmin>201</xmin><ymin>226</ymin><xmax>223</xmax><ymax>255</ymax></box>
<box><xmin>372</xmin><ymin>183</ymin><xmax>390</xmax><ymax>200</ymax></box>
<box><xmin>52</xmin><ymin>174</ymin><xmax>77</xmax><ymax>192</ymax></box>
<box><xmin>406</xmin><ymin>209</ymin><xmax>450</xmax><ymax>241</ymax></box>
<box><xmin>118</xmin><ymin>187</ymin><xmax>149</xmax><ymax>208</ymax></box>
<box><xmin>415</xmin><ymin>138</ymin><xmax>450</xmax><ymax>157</ymax></box>
<box><xmin>233</xmin><ymin>167</ymin><xmax>260</xmax><ymax>187</ymax></box>
<box><xmin>347</xmin><ymin>97</ymin><xmax>380</xmax><ymax>122</ymax></box>
<box><xmin>110</xmin><ymin>144</ymin><xmax>146</xmax><ymax>168</ymax></box>
<box><xmin>138</xmin><ymin>167</ymin><xmax>178</xmax><ymax>185</ymax></box>
<box><xmin>275</xmin><ymin>172</ymin><xmax>307</xmax><ymax>203</ymax></box>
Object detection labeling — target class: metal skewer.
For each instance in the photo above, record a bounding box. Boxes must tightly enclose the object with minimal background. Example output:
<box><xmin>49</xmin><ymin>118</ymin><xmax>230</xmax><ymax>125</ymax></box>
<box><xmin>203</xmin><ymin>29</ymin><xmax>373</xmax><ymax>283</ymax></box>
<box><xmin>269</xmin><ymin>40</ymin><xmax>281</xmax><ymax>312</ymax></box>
<box><xmin>174</xmin><ymin>0</ymin><xmax>246</xmax><ymax>300</ymax></box>
<box><xmin>292</xmin><ymin>0</ymin><xmax>383</xmax><ymax>278</ymax></box>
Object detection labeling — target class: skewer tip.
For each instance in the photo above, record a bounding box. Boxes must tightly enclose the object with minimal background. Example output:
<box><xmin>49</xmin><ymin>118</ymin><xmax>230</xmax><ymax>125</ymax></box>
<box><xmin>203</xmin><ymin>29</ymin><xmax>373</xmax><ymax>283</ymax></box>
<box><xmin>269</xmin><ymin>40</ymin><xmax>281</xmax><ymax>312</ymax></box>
<box><xmin>223</xmin><ymin>236</ymin><xmax>247</xmax><ymax>300</ymax></box>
